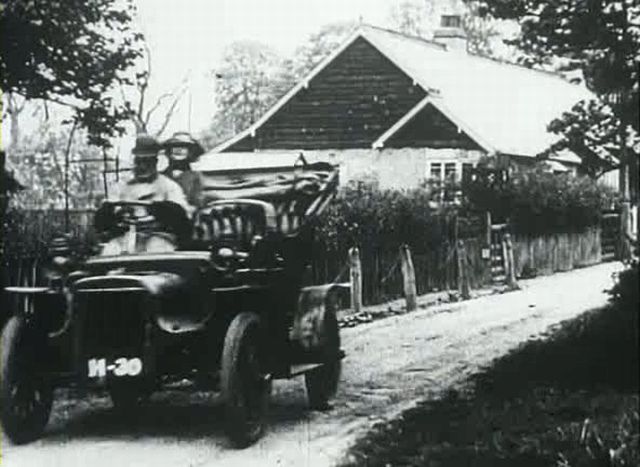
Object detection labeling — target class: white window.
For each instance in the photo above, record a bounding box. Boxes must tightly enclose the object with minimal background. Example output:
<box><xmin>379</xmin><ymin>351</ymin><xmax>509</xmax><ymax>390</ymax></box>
<box><xmin>427</xmin><ymin>161</ymin><xmax>477</xmax><ymax>182</ymax></box>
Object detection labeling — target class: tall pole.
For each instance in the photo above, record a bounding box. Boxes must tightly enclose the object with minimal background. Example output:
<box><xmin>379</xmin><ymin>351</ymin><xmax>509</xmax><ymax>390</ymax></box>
<box><xmin>63</xmin><ymin>121</ymin><xmax>78</xmax><ymax>233</ymax></box>
<box><xmin>102</xmin><ymin>148</ymin><xmax>109</xmax><ymax>199</ymax></box>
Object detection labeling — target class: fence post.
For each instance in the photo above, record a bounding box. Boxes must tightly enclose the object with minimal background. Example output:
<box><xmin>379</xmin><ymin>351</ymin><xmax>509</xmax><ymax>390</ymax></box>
<box><xmin>349</xmin><ymin>246</ymin><xmax>362</xmax><ymax>314</ymax></box>
<box><xmin>504</xmin><ymin>233</ymin><xmax>520</xmax><ymax>290</ymax></box>
<box><xmin>400</xmin><ymin>244</ymin><xmax>417</xmax><ymax>311</ymax></box>
<box><xmin>457</xmin><ymin>240</ymin><xmax>471</xmax><ymax>300</ymax></box>
<box><xmin>485</xmin><ymin>211</ymin><xmax>492</xmax><ymax>246</ymax></box>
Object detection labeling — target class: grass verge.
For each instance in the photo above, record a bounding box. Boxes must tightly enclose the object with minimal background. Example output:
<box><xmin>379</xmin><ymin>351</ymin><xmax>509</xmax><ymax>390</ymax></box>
<box><xmin>340</xmin><ymin>276</ymin><xmax>639</xmax><ymax>467</ymax></box>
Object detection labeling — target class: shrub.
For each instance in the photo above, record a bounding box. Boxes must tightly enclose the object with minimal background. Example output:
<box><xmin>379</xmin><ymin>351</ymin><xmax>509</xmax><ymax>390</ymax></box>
<box><xmin>463</xmin><ymin>165</ymin><xmax>617</xmax><ymax>235</ymax></box>
<box><xmin>315</xmin><ymin>180</ymin><xmax>460</xmax><ymax>255</ymax></box>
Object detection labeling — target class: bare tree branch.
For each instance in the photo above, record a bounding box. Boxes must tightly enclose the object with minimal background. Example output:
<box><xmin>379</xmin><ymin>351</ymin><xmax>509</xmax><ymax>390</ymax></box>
<box><xmin>154</xmin><ymin>86</ymin><xmax>188</xmax><ymax>137</ymax></box>
<box><xmin>143</xmin><ymin>91</ymin><xmax>174</xmax><ymax>125</ymax></box>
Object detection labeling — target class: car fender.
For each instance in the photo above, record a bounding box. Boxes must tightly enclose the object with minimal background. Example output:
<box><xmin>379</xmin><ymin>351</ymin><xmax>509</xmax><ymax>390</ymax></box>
<box><xmin>290</xmin><ymin>284</ymin><xmax>349</xmax><ymax>351</ymax></box>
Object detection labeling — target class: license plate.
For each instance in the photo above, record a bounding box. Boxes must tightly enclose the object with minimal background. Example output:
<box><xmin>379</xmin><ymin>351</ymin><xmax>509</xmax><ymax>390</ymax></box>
<box><xmin>87</xmin><ymin>357</ymin><xmax>143</xmax><ymax>378</ymax></box>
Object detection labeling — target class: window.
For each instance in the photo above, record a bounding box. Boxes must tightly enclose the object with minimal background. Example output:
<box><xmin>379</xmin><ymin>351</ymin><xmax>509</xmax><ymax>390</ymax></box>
<box><xmin>430</xmin><ymin>163</ymin><xmax>442</xmax><ymax>180</ymax></box>
<box><xmin>427</xmin><ymin>159</ymin><xmax>478</xmax><ymax>204</ymax></box>
<box><xmin>441</xmin><ymin>15</ymin><xmax>462</xmax><ymax>28</ymax></box>
<box><xmin>444</xmin><ymin>162</ymin><xmax>456</xmax><ymax>180</ymax></box>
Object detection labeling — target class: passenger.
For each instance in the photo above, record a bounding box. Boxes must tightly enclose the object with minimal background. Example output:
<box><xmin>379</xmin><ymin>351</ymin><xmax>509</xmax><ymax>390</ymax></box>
<box><xmin>102</xmin><ymin>134</ymin><xmax>192</xmax><ymax>255</ymax></box>
<box><xmin>162</xmin><ymin>132</ymin><xmax>205</xmax><ymax>208</ymax></box>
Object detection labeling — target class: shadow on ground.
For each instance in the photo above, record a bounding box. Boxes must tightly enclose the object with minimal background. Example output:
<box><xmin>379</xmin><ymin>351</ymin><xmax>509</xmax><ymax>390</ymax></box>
<box><xmin>340</xmin><ymin>288</ymin><xmax>639</xmax><ymax>467</ymax></box>
<box><xmin>39</xmin><ymin>384</ymin><xmax>311</xmax><ymax>444</ymax></box>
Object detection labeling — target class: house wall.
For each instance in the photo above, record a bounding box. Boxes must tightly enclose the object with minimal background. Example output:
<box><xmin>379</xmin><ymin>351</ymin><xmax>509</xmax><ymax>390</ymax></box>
<box><xmin>273</xmin><ymin>147</ymin><xmax>485</xmax><ymax>189</ymax></box>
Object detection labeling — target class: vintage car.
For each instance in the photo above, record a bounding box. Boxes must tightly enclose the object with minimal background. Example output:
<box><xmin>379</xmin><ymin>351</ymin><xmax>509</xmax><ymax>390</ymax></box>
<box><xmin>0</xmin><ymin>154</ymin><xmax>346</xmax><ymax>447</ymax></box>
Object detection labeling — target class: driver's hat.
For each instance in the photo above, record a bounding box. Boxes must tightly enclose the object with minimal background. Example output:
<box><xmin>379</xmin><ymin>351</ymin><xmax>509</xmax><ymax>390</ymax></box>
<box><xmin>132</xmin><ymin>133</ymin><xmax>161</xmax><ymax>158</ymax></box>
<box><xmin>162</xmin><ymin>132</ymin><xmax>204</xmax><ymax>163</ymax></box>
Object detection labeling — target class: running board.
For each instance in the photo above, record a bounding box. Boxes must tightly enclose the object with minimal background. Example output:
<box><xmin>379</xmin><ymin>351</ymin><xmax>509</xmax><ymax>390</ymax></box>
<box><xmin>289</xmin><ymin>363</ymin><xmax>323</xmax><ymax>376</ymax></box>
<box><xmin>289</xmin><ymin>350</ymin><xmax>346</xmax><ymax>377</ymax></box>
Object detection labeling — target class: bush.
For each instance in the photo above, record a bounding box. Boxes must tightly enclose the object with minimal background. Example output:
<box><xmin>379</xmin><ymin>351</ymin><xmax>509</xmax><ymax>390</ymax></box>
<box><xmin>315</xmin><ymin>180</ymin><xmax>460</xmax><ymax>255</ymax></box>
<box><xmin>463</xmin><ymin>165</ymin><xmax>617</xmax><ymax>235</ymax></box>
<box><xmin>608</xmin><ymin>259</ymin><xmax>639</xmax><ymax>317</ymax></box>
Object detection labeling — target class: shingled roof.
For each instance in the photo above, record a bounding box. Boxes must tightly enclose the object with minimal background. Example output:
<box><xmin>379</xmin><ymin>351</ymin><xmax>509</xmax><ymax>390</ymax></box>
<box><xmin>213</xmin><ymin>25</ymin><xmax>592</xmax><ymax>161</ymax></box>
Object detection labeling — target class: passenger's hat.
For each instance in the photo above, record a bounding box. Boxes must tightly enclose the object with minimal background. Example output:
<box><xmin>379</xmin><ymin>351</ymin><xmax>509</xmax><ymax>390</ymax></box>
<box><xmin>162</xmin><ymin>132</ymin><xmax>205</xmax><ymax>162</ymax></box>
<box><xmin>132</xmin><ymin>133</ymin><xmax>161</xmax><ymax>157</ymax></box>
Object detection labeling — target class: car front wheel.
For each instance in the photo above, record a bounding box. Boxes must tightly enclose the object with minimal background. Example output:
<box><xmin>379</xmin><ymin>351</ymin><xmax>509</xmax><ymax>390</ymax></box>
<box><xmin>220</xmin><ymin>312</ymin><xmax>271</xmax><ymax>448</ymax></box>
<box><xmin>0</xmin><ymin>315</ymin><xmax>53</xmax><ymax>444</ymax></box>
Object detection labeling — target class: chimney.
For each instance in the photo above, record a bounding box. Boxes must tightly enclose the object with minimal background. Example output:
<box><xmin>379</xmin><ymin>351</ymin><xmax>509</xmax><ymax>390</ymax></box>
<box><xmin>433</xmin><ymin>15</ymin><xmax>467</xmax><ymax>53</ymax></box>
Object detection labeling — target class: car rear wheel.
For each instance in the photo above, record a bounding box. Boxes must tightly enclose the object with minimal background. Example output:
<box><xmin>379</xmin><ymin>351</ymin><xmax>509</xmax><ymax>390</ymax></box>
<box><xmin>221</xmin><ymin>312</ymin><xmax>271</xmax><ymax>448</ymax></box>
<box><xmin>0</xmin><ymin>315</ymin><xmax>53</xmax><ymax>444</ymax></box>
<box><xmin>305</xmin><ymin>295</ymin><xmax>341</xmax><ymax>410</ymax></box>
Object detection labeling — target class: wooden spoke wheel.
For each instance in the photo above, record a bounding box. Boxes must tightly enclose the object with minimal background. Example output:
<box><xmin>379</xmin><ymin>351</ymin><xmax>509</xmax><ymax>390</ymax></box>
<box><xmin>305</xmin><ymin>295</ymin><xmax>342</xmax><ymax>410</ymax></box>
<box><xmin>221</xmin><ymin>312</ymin><xmax>272</xmax><ymax>448</ymax></box>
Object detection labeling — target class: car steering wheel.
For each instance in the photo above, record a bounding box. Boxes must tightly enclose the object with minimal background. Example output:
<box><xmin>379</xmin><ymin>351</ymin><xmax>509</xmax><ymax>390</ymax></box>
<box><xmin>95</xmin><ymin>200</ymin><xmax>191</xmax><ymax>241</ymax></box>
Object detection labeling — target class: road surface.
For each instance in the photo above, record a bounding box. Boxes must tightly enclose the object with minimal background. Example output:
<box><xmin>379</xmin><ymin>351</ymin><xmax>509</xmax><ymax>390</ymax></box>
<box><xmin>1</xmin><ymin>262</ymin><xmax>621</xmax><ymax>467</ymax></box>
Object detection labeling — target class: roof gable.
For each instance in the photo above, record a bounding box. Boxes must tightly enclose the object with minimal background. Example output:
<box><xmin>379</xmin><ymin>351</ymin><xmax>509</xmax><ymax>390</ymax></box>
<box><xmin>219</xmin><ymin>36</ymin><xmax>427</xmax><ymax>152</ymax></box>
<box><xmin>212</xmin><ymin>25</ymin><xmax>594</xmax><ymax>158</ymax></box>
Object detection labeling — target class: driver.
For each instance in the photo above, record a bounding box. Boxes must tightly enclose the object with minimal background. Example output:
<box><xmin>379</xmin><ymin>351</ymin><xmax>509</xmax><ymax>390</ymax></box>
<box><xmin>116</xmin><ymin>133</ymin><xmax>192</xmax><ymax>213</ymax></box>
<box><xmin>101</xmin><ymin>134</ymin><xmax>192</xmax><ymax>255</ymax></box>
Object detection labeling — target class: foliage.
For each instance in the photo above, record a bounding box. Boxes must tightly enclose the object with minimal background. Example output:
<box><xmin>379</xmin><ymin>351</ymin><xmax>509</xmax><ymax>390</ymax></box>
<box><xmin>283</xmin><ymin>22</ymin><xmax>356</xmax><ymax>83</ymax></box>
<box><xmin>609</xmin><ymin>259</ymin><xmax>639</xmax><ymax>313</ymax></box>
<box><xmin>315</xmin><ymin>180</ymin><xmax>459</xmax><ymax>255</ymax></box>
<box><xmin>202</xmin><ymin>41</ymin><xmax>286</xmax><ymax>148</ymax></box>
<box><xmin>202</xmin><ymin>23</ymin><xmax>355</xmax><ymax>149</ymax></box>
<box><xmin>388</xmin><ymin>0</ymin><xmax>434</xmax><ymax>38</ymax></box>
<box><xmin>388</xmin><ymin>0</ymin><xmax>502</xmax><ymax>56</ymax></box>
<box><xmin>463</xmin><ymin>165</ymin><xmax>617</xmax><ymax>234</ymax></box>
<box><xmin>0</xmin><ymin>0</ymin><xmax>144</xmax><ymax>146</ymax></box>
<box><xmin>544</xmin><ymin>98</ymin><xmax>639</xmax><ymax>178</ymax></box>
<box><xmin>1</xmin><ymin>208</ymin><xmax>96</xmax><ymax>262</ymax></box>
<box><xmin>475</xmin><ymin>0</ymin><xmax>639</xmax><ymax>114</ymax></box>
<box><xmin>476</xmin><ymin>0</ymin><xmax>640</xmax><ymax>197</ymax></box>
<box><xmin>9</xmin><ymin>122</ymin><xmax>108</xmax><ymax>210</ymax></box>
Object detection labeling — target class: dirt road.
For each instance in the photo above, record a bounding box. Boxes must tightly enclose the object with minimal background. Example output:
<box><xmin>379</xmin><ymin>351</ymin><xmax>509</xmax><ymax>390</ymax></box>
<box><xmin>1</xmin><ymin>262</ymin><xmax>621</xmax><ymax>467</ymax></box>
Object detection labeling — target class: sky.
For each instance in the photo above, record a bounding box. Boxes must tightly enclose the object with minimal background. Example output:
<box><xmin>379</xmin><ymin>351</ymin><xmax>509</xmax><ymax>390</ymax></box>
<box><xmin>134</xmin><ymin>0</ymin><xmax>405</xmax><ymax>137</ymax></box>
<box><xmin>1</xmin><ymin>0</ymin><xmax>471</xmax><ymax>155</ymax></box>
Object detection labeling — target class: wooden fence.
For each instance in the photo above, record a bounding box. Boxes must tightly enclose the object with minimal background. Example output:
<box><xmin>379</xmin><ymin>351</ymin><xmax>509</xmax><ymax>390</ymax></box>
<box><xmin>1</xmin><ymin>208</ymin><xmax>610</xmax><ymax>310</ymax></box>
<box><xmin>511</xmin><ymin>227</ymin><xmax>602</xmax><ymax>277</ymax></box>
<box><xmin>309</xmin><ymin>235</ymin><xmax>491</xmax><ymax>306</ymax></box>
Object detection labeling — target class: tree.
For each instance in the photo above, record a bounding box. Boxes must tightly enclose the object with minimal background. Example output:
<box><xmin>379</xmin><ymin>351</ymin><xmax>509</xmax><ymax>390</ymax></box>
<box><xmin>126</xmin><ymin>45</ymin><xmax>188</xmax><ymax>137</ymax></box>
<box><xmin>476</xmin><ymin>0</ymin><xmax>639</xmax><ymax>195</ymax></box>
<box><xmin>201</xmin><ymin>24</ymin><xmax>356</xmax><ymax>149</ymax></box>
<box><xmin>9</xmin><ymin>121</ymin><xmax>107</xmax><ymax>210</ymax></box>
<box><xmin>388</xmin><ymin>0</ymin><xmax>501</xmax><ymax>57</ymax></box>
<box><xmin>389</xmin><ymin>0</ymin><xmax>436</xmax><ymax>38</ymax></box>
<box><xmin>1</xmin><ymin>0</ymin><xmax>144</xmax><ymax>146</ymax></box>
<box><xmin>283</xmin><ymin>21</ymin><xmax>356</xmax><ymax>84</ymax></box>
<box><xmin>544</xmin><ymin>99</ymin><xmax>639</xmax><ymax>180</ymax></box>
<box><xmin>203</xmin><ymin>41</ymin><xmax>286</xmax><ymax>148</ymax></box>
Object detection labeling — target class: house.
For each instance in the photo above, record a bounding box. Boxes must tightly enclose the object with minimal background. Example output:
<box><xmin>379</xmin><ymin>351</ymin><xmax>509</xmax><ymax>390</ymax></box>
<box><xmin>211</xmin><ymin>16</ymin><xmax>593</xmax><ymax>189</ymax></box>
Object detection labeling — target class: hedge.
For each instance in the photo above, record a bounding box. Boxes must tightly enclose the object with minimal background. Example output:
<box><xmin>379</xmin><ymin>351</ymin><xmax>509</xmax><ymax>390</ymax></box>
<box><xmin>463</xmin><ymin>166</ymin><xmax>617</xmax><ymax>235</ymax></box>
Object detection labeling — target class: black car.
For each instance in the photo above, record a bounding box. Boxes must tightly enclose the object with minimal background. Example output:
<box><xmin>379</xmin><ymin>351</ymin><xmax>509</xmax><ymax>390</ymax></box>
<box><xmin>0</xmin><ymin>158</ymin><xmax>346</xmax><ymax>448</ymax></box>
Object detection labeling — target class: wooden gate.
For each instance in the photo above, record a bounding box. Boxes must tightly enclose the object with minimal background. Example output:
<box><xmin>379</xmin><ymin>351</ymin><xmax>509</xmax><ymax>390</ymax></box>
<box><xmin>601</xmin><ymin>210</ymin><xmax>621</xmax><ymax>261</ymax></box>
<box><xmin>489</xmin><ymin>223</ymin><xmax>508</xmax><ymax>284</ymax></box>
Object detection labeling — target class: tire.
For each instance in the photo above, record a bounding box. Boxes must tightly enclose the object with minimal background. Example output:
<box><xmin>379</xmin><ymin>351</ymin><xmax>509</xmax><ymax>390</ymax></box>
<box><xmin>0</xmin><ymin>316</ymin><xmax>53</xmax><ymax>444</ymax></box>
<box><xmin>305</xmin><ymin>299</ymin><xmax>341</xmax><ymax>411</ymax></box>
<box><xmin>221</xmin><ymin>312</ymin><xmax>271</xmax><ymax>448</ymax></box>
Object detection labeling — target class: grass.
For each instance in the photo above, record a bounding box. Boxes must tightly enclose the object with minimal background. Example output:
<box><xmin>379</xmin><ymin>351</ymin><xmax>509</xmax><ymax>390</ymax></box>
<box><xmin>339</xmin><ymin>268</ymin><xmax>639</xmax><ymax>467</ymax></box>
